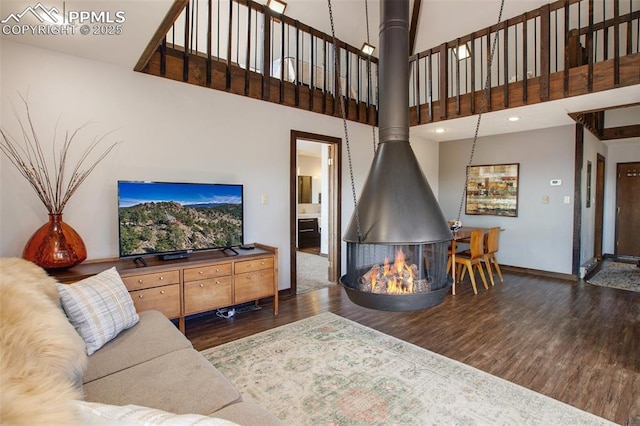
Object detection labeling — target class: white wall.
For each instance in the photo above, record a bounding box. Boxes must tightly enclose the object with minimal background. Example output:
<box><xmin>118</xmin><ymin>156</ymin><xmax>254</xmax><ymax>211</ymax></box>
<box><xmin>1</xmin><ymin>40</ymin><xmax>393</xmax><ymax>289</ymax></box>
<box><xmin>580</xmin><ymin>129</ymin><xmax>607</xmax><ymax>264</ymax></box>
<box><xmin>438</xmin><ymin>126</ymin><xmax>576</xmax><ymax>274</ymax></box>
<box><xmin>602</xmin><ymin>138</ymin><xmax>640</xmax><ymax>255</ymax></box>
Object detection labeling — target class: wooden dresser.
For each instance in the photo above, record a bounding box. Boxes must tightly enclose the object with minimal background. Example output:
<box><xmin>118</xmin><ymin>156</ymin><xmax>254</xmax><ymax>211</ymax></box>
<box><xmin>50</xmin><ymin>243</ymin><xmax>278</xmax><ymax>332</ymax></box>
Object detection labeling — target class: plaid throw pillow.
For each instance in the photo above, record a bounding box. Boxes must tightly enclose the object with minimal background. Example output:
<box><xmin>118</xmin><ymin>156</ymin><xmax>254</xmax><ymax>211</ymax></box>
<box><xmin>57</xmin><ymin>267</ymin><xmax>139</xmax><ymax>355</ymax></box>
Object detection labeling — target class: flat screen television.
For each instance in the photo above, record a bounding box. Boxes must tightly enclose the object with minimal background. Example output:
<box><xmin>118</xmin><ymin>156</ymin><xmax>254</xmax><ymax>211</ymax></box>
<box><xmin>117</xmin><ymin>181</ymin><xmax>244</xmax><ymax>259</ymax></box>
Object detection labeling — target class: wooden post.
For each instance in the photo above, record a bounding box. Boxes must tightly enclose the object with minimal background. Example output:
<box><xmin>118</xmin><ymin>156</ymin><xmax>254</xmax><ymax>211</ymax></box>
<box><xmin>262</xmin><ymin>10</ymin><xmax>271</xmax><ymax>101</ymax></box>
<box><xmin>539</xmin><ymin>4</ymin><xmax>550</xmax><ymax>101</ymax></box>
<box><xmin>587</xmin><ymin>0</ymin><xmax>594</xmax><ymax>92</ymax></box>
<box><xmin>613</xmin><ymin>0</ymin><xmax>620</xmax><ymax>87</ymax></box>
<box><xmin>439</xmin><ymin>42</ymin><xmax>448</xmax><ymax>119</ymax></box>
<box><xmin>470</xmin><ymin>33</ymin><xmax>476</xmax><ymax>114</ymax></box>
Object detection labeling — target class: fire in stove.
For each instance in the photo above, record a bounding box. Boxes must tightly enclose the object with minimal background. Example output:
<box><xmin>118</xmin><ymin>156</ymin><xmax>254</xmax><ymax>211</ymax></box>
<box><xmin>359</xmin><ymin>249</ymin><xmax>429</xmax><ymax>294</ymax></box>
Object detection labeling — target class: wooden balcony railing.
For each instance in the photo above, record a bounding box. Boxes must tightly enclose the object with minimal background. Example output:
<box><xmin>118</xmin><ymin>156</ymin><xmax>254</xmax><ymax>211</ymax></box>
<box><xmin>138</xmin><ymin>0</ymin><xmax>379</xmax><ymax>126</ymax></box>
<box><xmin>409</xmin><ymin>0</ymin><xmax>640</xmax><ymax>125</ymax></box>
<box><xmin>137</xmin><ymin>0</ymin><xmax>639</xmax><ymax>127</ymax></box>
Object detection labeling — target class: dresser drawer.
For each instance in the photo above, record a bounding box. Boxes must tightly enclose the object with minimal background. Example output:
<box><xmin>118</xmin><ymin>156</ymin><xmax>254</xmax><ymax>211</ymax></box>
<box><xmin>184</xmin><ymin>277</ymin><xmax>233</xmax><ymax>314</ymax></box>
<box><xmin>130</xmin><ymin>284</ymin><xmax>181</xmax><ymax>319</ymax></box>
<box><xmin>234</xmin><ymin>269</ymin><xmax>275</xmax><ymax>303</ymax></box>
<box><xmin>122</xmin><ymin>270</ymin><xmax>180</xmax><ymax>291</ymax></box>
<box><xmin>183</xmin><ymin>263</ymin><xmax>232</xmax><ymax>282</ymax></box>
<box><xmin>234</xmin><ymin>257</ymin><xmax>274</xmax><ymax>274</ymax></box>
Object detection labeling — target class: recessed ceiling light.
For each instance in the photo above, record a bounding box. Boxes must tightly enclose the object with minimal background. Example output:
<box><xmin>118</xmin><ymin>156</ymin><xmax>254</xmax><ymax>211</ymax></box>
<box><xmin>434</xmin><ymin>128</ymin><xmax>446</xmax><ymax>134</ymax></box>
<box><xmin>508</xmin><ymin>116</ymin><xmax>520</xmax><ymax>122</ymax></box>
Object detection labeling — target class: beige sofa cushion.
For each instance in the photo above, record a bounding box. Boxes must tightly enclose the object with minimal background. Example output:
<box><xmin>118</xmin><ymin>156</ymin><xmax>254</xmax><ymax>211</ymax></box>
<box><xmin>83</xmin><ymin>310</ymin><xmax>192</xmax><ymax>383</ymax></box>
<box><xmin>83</xmin><ymin>348</ymin><xmax>242</xmax><ymax>415</ymax></box>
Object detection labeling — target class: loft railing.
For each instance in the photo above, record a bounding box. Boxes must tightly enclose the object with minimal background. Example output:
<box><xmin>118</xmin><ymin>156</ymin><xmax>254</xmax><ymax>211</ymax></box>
<box><xmin>144</xmin><ymin>0</ymin><xmax>379</xmax><ymax>125</ymax></box>
<box><xmin>409</xmin><ymin>0</ymin><xmax>640</xmax><ymax>124</ymax></box>
<box><xmin>139</xmin><ymin>0</ymin><xmax>639</xmax><ymax>127</ymax></box>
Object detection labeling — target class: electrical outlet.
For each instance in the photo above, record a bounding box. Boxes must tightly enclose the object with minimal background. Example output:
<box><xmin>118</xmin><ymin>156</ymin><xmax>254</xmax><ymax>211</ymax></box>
<box><xmin>542</xmin><ymin>195</ymin><xmax>549</xmax><ymax>204</ymax></box>
<box><xmin>261</xmin><ymin>195</ymin><xmax>268</xmax><ymax>205</ymax></box>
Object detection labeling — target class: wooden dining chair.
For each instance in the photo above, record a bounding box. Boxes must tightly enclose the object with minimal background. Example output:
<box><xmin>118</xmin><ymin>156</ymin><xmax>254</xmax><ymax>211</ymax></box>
<box><xmin>447</xmin><ymin>229</ymin><xmax>489</xmax><ymax>295</ymax></box>
<box><xmin>482</xmin><ymin>226</ymin><xmax>503</xmax><ymax>286</ymax></box>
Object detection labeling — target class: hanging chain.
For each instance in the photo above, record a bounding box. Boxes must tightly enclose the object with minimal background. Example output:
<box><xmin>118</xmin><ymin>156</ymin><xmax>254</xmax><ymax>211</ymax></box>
<box><xmin>455</xmin><ymin>0</ymin><xmax>506</xmax><ymax>222</ymax></box>
<box><xmin>327</xmin><ymin>0</ymin><xmax>363</xmax><ymax>241</ymax></box>
<box><xmin>364</xmin><ymin>0</ymin><xmax>378</xmax><ymax>154</ymax></box>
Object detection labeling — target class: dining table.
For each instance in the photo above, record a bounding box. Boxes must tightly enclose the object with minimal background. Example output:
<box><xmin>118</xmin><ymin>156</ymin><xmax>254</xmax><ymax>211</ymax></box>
<box><xmin>449</xmin><ymin>226</ymin><xmax>490</xmax><ymax>296</ymax></box>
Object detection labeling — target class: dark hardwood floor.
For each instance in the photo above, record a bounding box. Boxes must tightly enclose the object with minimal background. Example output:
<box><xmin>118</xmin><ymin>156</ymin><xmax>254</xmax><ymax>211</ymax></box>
<box><xmin>185</xmin><ymin>271</ymin><xmax>640</xmax><ymax>425</ymax></box>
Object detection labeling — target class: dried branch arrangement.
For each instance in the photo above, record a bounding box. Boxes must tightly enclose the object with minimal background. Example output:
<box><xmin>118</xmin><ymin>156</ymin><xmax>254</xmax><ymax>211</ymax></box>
<box><xmin>0</xmin><ymin>93</ymin><xmax>120</xmax><ymax>214</ymax></box>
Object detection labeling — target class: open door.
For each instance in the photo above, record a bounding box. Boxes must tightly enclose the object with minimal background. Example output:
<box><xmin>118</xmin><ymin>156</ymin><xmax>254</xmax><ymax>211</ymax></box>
<box><xmin>290</xmin><ymin>131</ymin><xmax>342</xmax><ymax>295</ymax></box>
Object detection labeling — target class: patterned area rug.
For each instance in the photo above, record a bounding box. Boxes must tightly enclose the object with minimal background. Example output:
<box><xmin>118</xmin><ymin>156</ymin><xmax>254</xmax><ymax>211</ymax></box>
<box><xmin>587</xmin><ymin>261</ymin><xmax>640</xmax><ymax>292</ymax></box>
<box><xmin>201</xmin><ymin>313</ymin><xmax>613</xmax><ymax>425</ymax></box>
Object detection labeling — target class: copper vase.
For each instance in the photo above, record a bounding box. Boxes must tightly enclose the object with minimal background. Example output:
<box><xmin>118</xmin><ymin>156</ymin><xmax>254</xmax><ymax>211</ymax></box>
<box><xmin>23</xmin><ymin>214</ymin><xmax>87</xmax><ymax>270</ymax></box>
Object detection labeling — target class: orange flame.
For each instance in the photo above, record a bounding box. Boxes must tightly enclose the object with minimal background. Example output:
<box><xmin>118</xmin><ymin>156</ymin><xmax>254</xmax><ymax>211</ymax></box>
<box><xmin>379</xmin><ymin>249</ymin><xmax>414</xmax><ymax>294</ymax></box>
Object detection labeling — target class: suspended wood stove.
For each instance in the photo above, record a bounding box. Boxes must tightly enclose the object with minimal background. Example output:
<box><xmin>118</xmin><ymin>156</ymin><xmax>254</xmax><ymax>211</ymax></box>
<box><xmin>339</xmin><ymin>0</ymin><xmax>452</xmax><ymax>311</ymax></box>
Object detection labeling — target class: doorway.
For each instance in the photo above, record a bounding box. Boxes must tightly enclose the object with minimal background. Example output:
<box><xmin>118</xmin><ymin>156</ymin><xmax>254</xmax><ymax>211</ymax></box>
<box><xmin>615</xmin><ymin>162</ymin><xmax>640</xmax><ymax>259</ymax></box>
<box><xmin>290</xmin><ymin>130</ymin><xmax>341</xmax><ymax>295</ymax></box>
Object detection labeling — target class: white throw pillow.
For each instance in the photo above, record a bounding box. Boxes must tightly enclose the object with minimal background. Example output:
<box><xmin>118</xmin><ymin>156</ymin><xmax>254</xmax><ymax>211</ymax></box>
<box><xmin>57</xmin><ymin>267</ymin><xmax>139</xmax><ymax>355</ymax></box>
<box><xmin>74</xmin><ymin>400</ymin><xmax>240</xmax><ymax>425</ymax></box>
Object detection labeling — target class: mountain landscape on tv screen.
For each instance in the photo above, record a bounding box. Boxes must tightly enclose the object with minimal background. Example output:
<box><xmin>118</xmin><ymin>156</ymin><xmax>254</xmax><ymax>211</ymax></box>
<box><xmin>119</xmin><ymin>201</ymin><xmax>242</xmax><ymax>256</ymax></box>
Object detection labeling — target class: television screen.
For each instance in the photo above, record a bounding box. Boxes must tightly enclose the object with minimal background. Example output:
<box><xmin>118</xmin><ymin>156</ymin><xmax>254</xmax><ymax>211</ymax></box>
<box><xmin>117</xmin><ymin>181</ymin><xmax>244</xmax><ymax>258</ymax></box>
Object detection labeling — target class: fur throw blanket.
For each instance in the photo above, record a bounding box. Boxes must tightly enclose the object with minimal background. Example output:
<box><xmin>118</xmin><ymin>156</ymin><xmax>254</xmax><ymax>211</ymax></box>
<box><xmin>0</xmin><ymin>258</ymin><xmax>88</xmax><ymax>425</ymax></box>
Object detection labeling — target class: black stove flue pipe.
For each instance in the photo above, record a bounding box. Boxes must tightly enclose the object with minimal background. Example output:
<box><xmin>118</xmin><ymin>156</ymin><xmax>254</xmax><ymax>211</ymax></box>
<box><xmin>343</xmin><ymin>0</ymin><xmax>451</xmax><ymax>245</ymax></box>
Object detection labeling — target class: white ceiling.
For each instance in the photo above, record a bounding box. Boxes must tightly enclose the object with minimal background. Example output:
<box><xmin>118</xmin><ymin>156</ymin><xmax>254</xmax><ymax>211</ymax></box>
<box><xmin>2</xmin><ymin>0</ymin><xmax>638</xmax><ymax>142</ymax></box>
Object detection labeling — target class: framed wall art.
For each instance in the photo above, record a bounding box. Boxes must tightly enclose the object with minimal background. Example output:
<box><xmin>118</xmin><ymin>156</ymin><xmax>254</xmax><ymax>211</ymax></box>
<box><xmin>465</xmin><ymin>163</ymin><xmax>519</xmax><ymax>217</ymax></box>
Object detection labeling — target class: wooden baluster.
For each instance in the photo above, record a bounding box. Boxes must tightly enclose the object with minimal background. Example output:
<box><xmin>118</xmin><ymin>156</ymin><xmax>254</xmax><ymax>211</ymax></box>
<box><xmin>563</xmin><ymin>0</ymin><xmax>570</xmax><ymax>96</ymax></box>
<box><xmin>262</xmin><ymin>9</ymin><xmax>271</xmax><ymax>101</ymax></box>
<box><xmin>470</xmin><ymin>33</ymin><xmax>476</xmax><ymax>114</ymax></box>
<box><xmin>485</xmin><ymin>31</ymin><xmax>492</xmax><ymax>110</ymax></box>
<box><xmin>427</xmin><ymin>51</ymin><xmax>433</xmax><ymax>121</ymax></box>
<box><xmin>226</xmin><ymin>0</ymin><xmax>233</xmax><ymax>90</ymax></box>
<box><xmin>206</xmin><ymin>0</ymin><xmax>212</xmax><ymax>86</ymax></box>
<box><xmin>294</xmin><ymin>21</ymin><xmax>299</xmax><ymax>107</ymax></box>
<box><xmin>161</xmin><ymin>37</ymin><xmax>167</xmax><ymax>76</ymax></box>
<box><xmin>455</xmin><ymin>38</ymin><xmax>461</xmax><ymax>115</ymax></box>
<box><xmin>415</xmin><ymin>57</ymin><xmax>421</xmax><ymax>124</ymax></box>
<box><xmin>587</xmin><ymin>0</ymin><xmax>594</xmax><ymax>92</ymax></box>
<box><xmin>614</xmin><ymin>0</ymin><xmax>620</xmax><ymax>87</ymax></box>
<box><xmin>439</xmin><ymin>42</ymin><xmax>448</xmax><ymax>119</ymax></box>
<box><xmin>540</xmin><ymin>4</ymin><xmax>550</xmax><ymax>101</ymax></box>
<box><xmin>309</xmin><ymin>33</ymin><xmax>312</xmax><ymax>111</ymax></box>
<box><xmin>522</xmin><ymin>18</ymin><xmax>528</xmax><ymax>104</ymax></box>
<box><xmin>183</xmin><ymin>1</ymin><xmax>190</xmax><ymax>82</ymax></box>
<box><xmin>245</xmin><ymin>1</ymin><xmax>252</xmax><ymax>95</ymax></box>
<box><xmin>503</xmin><ymin>22</ymin><xmax>509</xmax><ymax>108</ymax></box>
<box><xmin>280</xmin><ymin>18</ymin><xmax>285</xmax><ymax>103</ymax></box>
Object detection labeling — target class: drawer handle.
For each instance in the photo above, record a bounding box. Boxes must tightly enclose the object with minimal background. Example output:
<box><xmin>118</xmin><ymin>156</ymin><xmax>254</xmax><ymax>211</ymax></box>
<box><xmin>216</xmin><ymin>280</ymin><xmax>221</xmax><ymax>284</ymax></box>
<box><xmin>199</xmin><ymin>271</ymin><xmax>203</xmax><ymax>275</ymax></box>
<box><xmin>160</xmin><ymin>290</ymin><xmax>165</xmax><ymax>294</ymax></box>
<box><xmin>138</xmin><ymin>279</ymin><xmax>143</xmax><ymax>283</ymax></box>
<box><xmin>159</xmin><ymin>276</ymin><xmax>164</xmax><ymax>280</ymax></box>
<box><xmin>200</xmin><ymin>283</ymin><xmax>204</xmax><ymax>287</ymax></box>
<box><xmin>138</xmin><ymin>295</ymin><xmax>143</xmax><ymax>299</ymax></box>
<box><xmin>261</xmin><ymin>261</ymin><xmax>265</xmax><ymax>265</ymax></box>
<box><xmin>215</xmin><ymin>268</ymin><xmax>220</xmax><ymax>272</ymax></box>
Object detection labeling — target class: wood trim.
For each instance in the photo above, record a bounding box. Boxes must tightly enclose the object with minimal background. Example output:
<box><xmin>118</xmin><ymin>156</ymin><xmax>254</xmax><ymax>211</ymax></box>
<box><xmin>500</xmin><ymin>264</ymin><xmax>577</xmax><ymax>282</ymax></box>
<box><xmin>134</xmin><ymin>0</ymin><xmax>189</xmax><ymax>72</ymax></box>
<box><xmin>290</xmin><ymin>131</ymin><xmax>342</xmax><ymax>295</ymax></box>
<box><xmin>573</xmin><ymin>123</ymin><xmax>584</xmax><ymax>276</ymax></box>
<box><xmin>601</xmin><ymin>125</ymin><xmax>640</xmax><ymax>140</ymax></box>
<box><xmin>408</xmin><ymin>0</ymin><xmax>422</xmax><ymax>55</ymax></box>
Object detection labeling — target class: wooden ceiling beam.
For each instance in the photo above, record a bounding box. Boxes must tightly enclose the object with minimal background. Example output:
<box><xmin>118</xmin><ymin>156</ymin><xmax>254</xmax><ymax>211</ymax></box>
<box><xmin>409</xmin><ymin>0</ymin><xmax>422</xmax><ymax>55</ymax></box>
<box><xmin>135</xmin><ymin>0</ymin><xmax>189</xmax><ymax>72</ymax></box>
<box><xmin>601</xmin><ymin>124</ymin><xmax>640</xmax><ymax>140</ymax></box>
